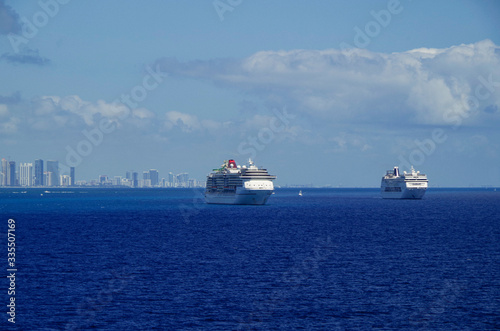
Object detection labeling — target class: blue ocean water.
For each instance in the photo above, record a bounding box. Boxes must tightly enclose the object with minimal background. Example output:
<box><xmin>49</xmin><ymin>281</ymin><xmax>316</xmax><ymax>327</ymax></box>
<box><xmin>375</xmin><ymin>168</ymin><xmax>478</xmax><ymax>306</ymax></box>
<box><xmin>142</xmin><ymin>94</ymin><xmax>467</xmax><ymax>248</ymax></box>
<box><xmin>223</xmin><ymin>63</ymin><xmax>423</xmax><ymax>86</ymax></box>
<box><xmin>1</xmin><ymin>187</ymin><xmax>499</xmax><ymax>330</ymax></box>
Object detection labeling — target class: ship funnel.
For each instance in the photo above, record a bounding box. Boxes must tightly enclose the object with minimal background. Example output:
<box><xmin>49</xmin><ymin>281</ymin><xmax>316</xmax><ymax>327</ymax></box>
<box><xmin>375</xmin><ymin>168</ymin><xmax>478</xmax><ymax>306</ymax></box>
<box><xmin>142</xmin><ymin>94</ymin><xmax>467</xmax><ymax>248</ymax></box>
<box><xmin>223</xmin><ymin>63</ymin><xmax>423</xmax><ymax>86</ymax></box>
<box><xmin>394</xmin><ymin>166</ymin><xmax>399</xmax><ymax>177</ymax></box>
<box><xmin>228</xmin><ymin>159</ymin><xmax>237</xmax><ymax>168</ymax></box>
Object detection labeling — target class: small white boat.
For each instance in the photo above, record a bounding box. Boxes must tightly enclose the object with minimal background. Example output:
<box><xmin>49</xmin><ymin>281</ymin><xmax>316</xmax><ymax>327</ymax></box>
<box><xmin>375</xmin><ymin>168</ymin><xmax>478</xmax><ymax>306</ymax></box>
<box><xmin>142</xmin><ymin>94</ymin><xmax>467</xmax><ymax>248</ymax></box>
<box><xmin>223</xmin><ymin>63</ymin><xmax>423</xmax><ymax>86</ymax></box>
<box><xmin>298</xmin><ymin>190</ymin><xmax>303</xmax><ymax>196</ymax></box>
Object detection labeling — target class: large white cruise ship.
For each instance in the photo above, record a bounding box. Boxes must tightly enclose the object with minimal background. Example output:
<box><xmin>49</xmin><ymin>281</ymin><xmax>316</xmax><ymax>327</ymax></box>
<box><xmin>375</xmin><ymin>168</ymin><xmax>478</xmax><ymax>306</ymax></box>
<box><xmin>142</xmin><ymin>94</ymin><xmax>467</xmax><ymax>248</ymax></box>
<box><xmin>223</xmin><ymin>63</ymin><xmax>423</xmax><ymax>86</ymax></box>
<box><xmin>381</xmin><ymin>166</ymin><xmax>428</xmax><ymax>199</ymax></box>
<box><xmin>205</xmin><ymin>159</ymin><xmax>276</xmax><ymax>205</ymax></box>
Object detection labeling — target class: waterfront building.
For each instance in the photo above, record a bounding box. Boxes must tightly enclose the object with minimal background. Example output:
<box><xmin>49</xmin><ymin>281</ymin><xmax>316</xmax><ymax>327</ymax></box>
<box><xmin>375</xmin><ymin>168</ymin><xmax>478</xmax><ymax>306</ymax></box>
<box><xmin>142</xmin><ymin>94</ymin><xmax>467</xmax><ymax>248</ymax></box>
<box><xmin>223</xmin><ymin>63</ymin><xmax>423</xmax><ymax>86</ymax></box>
<box><xmin>149</xmin><ymin>169</ymin><xmax>159</xmax><ymax>187</ymax></box>
<box><xmin>168</xmin><ymin>172</ymin><xmax>177</xmax><ymax>187</ymax></box>
<box><xmin>46</xmin><ymin>160</ymin><xmax>59</xmax><ymax>186</ymax></box>
<box><xmin>60</xmin><ymin>175</ymin><xmax>71</xmax><ymax>186</ymax></box>
<box><xmin>19</xmin><ymin>163</ymin><xmax>33</xmax><ymax>186</ymax></box>
<box><xmin>132</xmin><ymin>172</ymin><xmax>138</xmax><ymax>188</ymax></box>
<box><xmin>70</xmin><ymin>167</ymin><xmax>75</xmax><ymax>186</ymax></box>
<box><xmin>44</xmin><ymin>172</ymin><xmax>52</xmax><ymax>187</ymax></box>
<box><xmin>1</xmin><ymin>158</ymin><xmax>7</xmax><ymax>186</ymax></box>
<box><xmin>177</xmin><ymin>173</ymin><xmax>189</xmax><ymax>187</ymax></box>
<box><xmin>99</xmin><ymin>175</ymin><xmax>109</xmax><ymax>185</ymax></box>
<box><xmin>34</xmin><ymin>159</ymin><xmax>44</xmax><ymax>186</ymax></box>
<box><xmin>7</xmin><ymin>161</ymin><xmax>16</xmax><ymax>186</ymax></box>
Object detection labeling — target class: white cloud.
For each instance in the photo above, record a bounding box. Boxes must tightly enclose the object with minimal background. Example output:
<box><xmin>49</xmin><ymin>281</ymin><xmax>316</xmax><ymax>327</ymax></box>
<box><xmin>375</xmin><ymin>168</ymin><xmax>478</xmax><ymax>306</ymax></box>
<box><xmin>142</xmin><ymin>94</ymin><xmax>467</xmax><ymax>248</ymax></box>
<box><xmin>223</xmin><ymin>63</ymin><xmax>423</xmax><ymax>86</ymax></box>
<box><xmin>0</xmin><ymin>115</ymin><xmax>19</xmax><ymax>134</ymax></box>
<box><xmin>132</xmin><ymin>108</ymin><xmax>155</xmax><ymax>119</ymax></box>
<box><xmin>156</xmin><ymin>39</ymin><xmax>500</xmax><ymax>127</ymax></box>
<box><xmin>326</xmin><ymin>133</ymin><xmax>372</xmax><ymax>153</ymax></box>
<box><xmin>0</xmin><ymin>104</ymin><xmax>8</xmax><ymax>117</ymax></box>
<box><xmin>406</xmin><ymin>47</ymin><xmax>446</xmax><ymax>58</ymax></box>
<box><xmin>164</xmin><ymin>111</ymin><xmax>201</xmax><ymax>132</ymax></box>
<box><xmin>0</xmin><ymin>104</ymin><xmax>21</xmax><ymax>135</ymax></box>
<box><xmin>29</xmin><ymin>95</ymin><xmax>150</xmax><ymax>130</ymax></box>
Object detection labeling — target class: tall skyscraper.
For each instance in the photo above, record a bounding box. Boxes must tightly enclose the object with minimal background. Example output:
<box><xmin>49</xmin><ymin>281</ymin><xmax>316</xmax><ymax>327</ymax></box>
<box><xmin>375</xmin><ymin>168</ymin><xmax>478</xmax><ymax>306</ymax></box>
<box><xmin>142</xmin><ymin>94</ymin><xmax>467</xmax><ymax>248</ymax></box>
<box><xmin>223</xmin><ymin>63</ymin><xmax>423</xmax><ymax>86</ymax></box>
<box><xmin>113</xmin><ymin>176</ymin><xmax>122</xmax><ymax>186</ymax></box>
<box><xmin>142</xmin><ymin>171</ymin><xmax>151</xmax><ymax>187</ymax></box>
<box><xmin>1</xmin><ymin>158</ymin><xmax>7</xmax><ymax>186</ymax></box>
<box><xmin>34</xmin><ymin>159</ymin><xmax>44</xmax><ymax>186</ymax></box>
<box><xmin>177</xmin><ymin>173</ymin><xmax>189</xmax><ymax>186</ymax></box>
<box><xmin>70</xmin><ymin>167</ymin><xmax>75</xmax><ymax>186</ymax></box>
<box><xmin>45</xmin><ymin>172</ymin><xmax>53</xmax><ymax>187</ymax></box>
<box><xmin>99</xmin><ymin>175</ymin><xmax>108</xmax><ymax>185</ymax></box>
<box><xmin>149</xmin><ymin>169</ymin><xmax>159</xmax><ymax>187</ymax></box>
<box><xmin>60</xmin><ymin>175</ymin><xmax>71</xmax><ymax>186</ymax></box>
<box><xmin>46</xmin><ymin>160</ymin><xmax>59</xmax><ymax>186</ymax></box>
<box><xmin>132</xmin><ymin>172</ymin><xmax>138</xmax><ymax>188</ymax></box>
<box><xmin>19</xmin><ymin>163</ymin><xmax>33</xmax><ymax>186</ymax></box>
<box><xmin>7</xmin><ymin>161</ymin><xmax>16</xmax><ymax>186</ymax></box>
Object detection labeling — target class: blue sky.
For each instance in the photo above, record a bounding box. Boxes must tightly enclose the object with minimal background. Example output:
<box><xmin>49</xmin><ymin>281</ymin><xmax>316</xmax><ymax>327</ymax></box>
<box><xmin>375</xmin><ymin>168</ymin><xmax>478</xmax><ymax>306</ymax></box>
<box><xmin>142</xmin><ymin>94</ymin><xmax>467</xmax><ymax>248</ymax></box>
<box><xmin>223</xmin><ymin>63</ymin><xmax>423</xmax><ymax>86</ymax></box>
<box><xmin>1</xmin><ymin>0</ymin><xmax>499</xmax><ymax>186</ymax></box>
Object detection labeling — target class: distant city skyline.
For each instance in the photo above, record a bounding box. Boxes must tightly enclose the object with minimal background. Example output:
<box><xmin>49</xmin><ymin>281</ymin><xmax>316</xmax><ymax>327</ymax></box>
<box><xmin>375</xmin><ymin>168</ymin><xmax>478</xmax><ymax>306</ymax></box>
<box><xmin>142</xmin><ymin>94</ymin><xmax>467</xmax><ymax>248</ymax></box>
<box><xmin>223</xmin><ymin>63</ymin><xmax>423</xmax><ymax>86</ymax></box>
<box><xmin>0</xmin><ymin>156</ymin><xmax>202</xmax><ymax>188</ymax></box>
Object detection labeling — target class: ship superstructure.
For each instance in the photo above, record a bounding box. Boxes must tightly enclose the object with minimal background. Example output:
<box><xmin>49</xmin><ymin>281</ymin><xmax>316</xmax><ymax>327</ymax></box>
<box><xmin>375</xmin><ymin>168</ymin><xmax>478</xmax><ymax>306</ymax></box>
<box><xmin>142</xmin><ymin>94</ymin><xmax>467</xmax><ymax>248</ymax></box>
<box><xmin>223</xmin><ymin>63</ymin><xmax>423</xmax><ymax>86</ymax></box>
<box><xmin>205</xmin><ymin>159</ymin><xmax>276</xmax><ymax>205</ymax></box>
<box><xmin>381</xmin><ymin>166</ymin><xmax>428</xmax><ymax>199</ymax></box>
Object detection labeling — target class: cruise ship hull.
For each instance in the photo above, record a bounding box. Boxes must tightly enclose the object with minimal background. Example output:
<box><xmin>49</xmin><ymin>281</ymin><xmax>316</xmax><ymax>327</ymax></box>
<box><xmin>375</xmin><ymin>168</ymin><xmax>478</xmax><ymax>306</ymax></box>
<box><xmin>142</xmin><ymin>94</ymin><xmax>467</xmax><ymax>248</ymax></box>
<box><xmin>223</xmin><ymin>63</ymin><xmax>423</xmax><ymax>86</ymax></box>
<box><xmin>205</xmin><ymin>189</ymin><xmax>273</xmax><ymax>205</ymax></box>
<box><xmin>380</xmin><ymin>187</ymin><xmax>426</xmax><ymax>199</ymax></box>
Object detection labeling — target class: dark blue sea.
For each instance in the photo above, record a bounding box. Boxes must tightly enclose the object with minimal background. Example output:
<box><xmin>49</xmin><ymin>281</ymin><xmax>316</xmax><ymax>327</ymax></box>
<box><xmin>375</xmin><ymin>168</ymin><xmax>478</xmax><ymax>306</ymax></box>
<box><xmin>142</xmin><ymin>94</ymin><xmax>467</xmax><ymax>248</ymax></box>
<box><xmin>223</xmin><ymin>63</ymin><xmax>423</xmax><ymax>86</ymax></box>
<box><xmin>1</xmin><ymin>188</ymin><xmax>499</xmax><ymax>330</ymax></box>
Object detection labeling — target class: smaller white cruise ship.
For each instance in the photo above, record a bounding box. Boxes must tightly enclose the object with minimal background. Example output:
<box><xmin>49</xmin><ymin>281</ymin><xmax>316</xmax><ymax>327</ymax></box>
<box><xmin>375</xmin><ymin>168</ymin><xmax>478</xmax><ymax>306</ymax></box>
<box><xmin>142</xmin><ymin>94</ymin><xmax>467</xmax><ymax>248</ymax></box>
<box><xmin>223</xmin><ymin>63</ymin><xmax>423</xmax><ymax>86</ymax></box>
<box><xmin>381</xmin><ymin>166</ymin><xmax>428</xmax><ymax>199</ymax></box>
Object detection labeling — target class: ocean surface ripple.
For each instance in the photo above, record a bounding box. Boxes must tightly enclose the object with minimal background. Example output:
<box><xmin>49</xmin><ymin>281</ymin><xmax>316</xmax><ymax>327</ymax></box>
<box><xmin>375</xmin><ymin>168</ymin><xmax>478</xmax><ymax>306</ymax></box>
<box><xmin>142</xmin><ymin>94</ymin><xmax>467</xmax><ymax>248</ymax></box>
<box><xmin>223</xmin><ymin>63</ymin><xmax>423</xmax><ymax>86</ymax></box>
<box><xmin>1</xmin><ymin>188</ymin><xmax>499</xmax><ymax>330</ymax></box>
